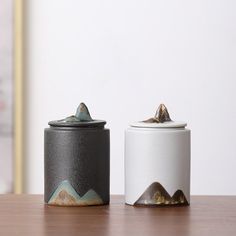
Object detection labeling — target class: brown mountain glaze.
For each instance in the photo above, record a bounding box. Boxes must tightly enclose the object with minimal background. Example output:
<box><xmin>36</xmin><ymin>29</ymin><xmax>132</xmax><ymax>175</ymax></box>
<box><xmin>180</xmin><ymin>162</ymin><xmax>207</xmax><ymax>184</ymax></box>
<box><xmin>172</xmin><ymin>189</ymin><xmax>188</xmax><ymax>204</ymax></box>
<box><xmin>143</xmin><ymin>104</ymin><xmax>172</xmax><ymax>123</ymax></box>
<box><xmin>134</xmin><ymin>182</ymin><xmax>171</xmax><ymax>205</ymax></box>
<box><xmin>134</xmin><ymin>182</ymin><xmax>189</xmax><ymax>206</ymax></box>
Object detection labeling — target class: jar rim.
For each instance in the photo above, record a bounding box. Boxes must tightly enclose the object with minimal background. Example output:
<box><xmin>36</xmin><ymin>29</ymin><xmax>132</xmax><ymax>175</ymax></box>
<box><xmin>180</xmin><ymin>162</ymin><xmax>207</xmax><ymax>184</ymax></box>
<box><xmin>130</xmin><ymin>121</ymin><xmax>187</xmax><ymax>128</ymax></box>
<box><xmin>48</xmin><ymin>119</ymin><xmax>106</xmax><ymax>128</ymax></box>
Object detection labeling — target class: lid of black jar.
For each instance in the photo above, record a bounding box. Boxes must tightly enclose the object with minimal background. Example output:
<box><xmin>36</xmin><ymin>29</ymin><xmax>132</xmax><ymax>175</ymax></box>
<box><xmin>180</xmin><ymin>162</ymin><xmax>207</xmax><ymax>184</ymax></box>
<box><xmin>48</xmin><ymin>103</ymin><xmax>106</xmax><ymax>128</ymax></box>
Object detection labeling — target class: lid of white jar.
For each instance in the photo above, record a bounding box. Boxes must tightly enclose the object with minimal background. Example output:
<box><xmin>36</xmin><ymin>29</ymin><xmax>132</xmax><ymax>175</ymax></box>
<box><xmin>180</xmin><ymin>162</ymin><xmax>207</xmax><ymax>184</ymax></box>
<box><xmin>130</xmin><ymin>104</ymin><xmax>187</xmax><ymax>128</ymax></box>
<box><xmin>130</xmin><ymin>121</ymin><xmax>187</xmax><ymax>128</ymax></box>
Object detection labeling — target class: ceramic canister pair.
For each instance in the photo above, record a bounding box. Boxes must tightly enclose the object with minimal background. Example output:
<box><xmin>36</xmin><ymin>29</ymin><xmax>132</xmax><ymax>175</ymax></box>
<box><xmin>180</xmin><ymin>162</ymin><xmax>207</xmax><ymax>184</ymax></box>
<box><xmin>44</xmin><ymin>103</ymin><xmax>190</xmax><ymax>206</ymax></box>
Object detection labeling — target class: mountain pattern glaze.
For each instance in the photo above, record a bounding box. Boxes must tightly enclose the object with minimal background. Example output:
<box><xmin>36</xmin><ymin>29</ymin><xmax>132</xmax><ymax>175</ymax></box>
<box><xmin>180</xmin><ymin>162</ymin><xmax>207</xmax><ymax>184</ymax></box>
<box><xmin>47</xmin><ymin>180</ymin><xmax>103</xmax><ymax>206</ymax></box>
<box><xmin>134</xmin><ymin>182</ymin><xmax>188</xmax><ymax>206</ymax></box>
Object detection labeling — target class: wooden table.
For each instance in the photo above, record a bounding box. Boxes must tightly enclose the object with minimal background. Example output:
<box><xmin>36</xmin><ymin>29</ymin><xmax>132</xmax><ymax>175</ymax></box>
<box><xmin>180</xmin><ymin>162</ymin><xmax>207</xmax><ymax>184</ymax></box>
<box><xmin>0</xmin><ymin>195</ymin><xmax>236</xmax><ymax>236</ymax></box>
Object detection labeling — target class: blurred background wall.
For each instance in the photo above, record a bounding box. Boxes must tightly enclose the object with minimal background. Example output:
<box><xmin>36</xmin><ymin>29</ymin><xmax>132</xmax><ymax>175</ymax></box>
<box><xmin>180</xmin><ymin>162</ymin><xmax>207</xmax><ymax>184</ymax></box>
<box><xmin>0</xmin><ymin>0</ymin><xmax>13</xmax><ymax>193</ymax></box>
<box><xmin>24</xmin><ymin>0</ymin><xmax>236</xmax><ymax>194</ymax></box>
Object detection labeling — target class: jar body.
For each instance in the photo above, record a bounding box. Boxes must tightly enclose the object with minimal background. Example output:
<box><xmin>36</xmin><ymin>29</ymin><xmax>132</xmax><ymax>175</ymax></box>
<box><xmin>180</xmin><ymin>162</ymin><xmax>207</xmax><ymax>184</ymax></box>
<box><xmin>44</xmin><ymin>127</ymin><xmax>110</xmax><ymax>206</ymax></box>
<box><xmin>125</xmin><ymin>127</ymin><xmax>190</xmax><ymax>206</ymax></box>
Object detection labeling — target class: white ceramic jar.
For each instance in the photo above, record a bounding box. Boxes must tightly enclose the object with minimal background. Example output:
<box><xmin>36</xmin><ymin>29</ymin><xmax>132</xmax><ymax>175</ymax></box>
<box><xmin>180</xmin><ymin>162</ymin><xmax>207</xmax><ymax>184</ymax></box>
<box><xmin>125</xmin><ymin>105</ymin><xmax>191</xmax><ymax>206</ymax></box>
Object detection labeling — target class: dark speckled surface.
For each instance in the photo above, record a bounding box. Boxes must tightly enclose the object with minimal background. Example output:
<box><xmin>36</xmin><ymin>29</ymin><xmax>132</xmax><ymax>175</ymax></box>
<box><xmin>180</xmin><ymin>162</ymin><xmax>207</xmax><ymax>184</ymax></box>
<box><xmin>44</xmin><ymin>126</ymin><xmax>110</xmax><ymax>205</ymax></box>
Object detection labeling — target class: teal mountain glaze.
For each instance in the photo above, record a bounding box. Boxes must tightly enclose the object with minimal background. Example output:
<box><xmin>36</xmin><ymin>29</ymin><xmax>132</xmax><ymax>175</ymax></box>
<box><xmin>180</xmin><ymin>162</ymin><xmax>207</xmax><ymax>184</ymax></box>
<box><xmin>75</xmin><ymin>103</ymin><xmax>93</xmax><ymax>121</ymax></box>
<box><xmin>48</xmin><ymin>102</ymin><xmax>106</xmax><ymax>127</ymax></box>
<box><xmin>48</xmin><ymin>180</ymin><xmax>103</xmax><ymax>206</ymax></box>
<box><xmin>62</xmin><ymin>103</ymin><xmax>93</xmax><ymax>123</ymax></box>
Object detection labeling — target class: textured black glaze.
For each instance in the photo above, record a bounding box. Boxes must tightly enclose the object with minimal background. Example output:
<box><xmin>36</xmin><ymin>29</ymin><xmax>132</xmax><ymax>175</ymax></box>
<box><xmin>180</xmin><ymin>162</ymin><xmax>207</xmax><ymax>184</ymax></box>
<box><xmin>44</xmin><ymin>126</ymin><xmax>110</xmax><ymax>204</ymax></box>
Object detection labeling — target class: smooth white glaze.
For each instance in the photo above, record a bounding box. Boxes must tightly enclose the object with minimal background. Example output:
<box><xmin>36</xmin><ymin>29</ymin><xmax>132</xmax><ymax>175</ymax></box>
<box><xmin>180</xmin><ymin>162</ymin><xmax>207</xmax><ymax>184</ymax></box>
<box><xmin>125</xmin><ymin>127</ymin><xmax>191</xmax><ymax>205</ymax></box>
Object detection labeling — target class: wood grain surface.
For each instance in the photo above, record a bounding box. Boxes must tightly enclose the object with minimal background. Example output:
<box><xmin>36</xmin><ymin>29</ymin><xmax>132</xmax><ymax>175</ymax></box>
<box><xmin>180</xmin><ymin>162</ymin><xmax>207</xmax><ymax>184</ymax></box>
<box><xmin>0</xmin><ymin>195</ymin><xmax>236</xmax><ymax>236</ymax></box>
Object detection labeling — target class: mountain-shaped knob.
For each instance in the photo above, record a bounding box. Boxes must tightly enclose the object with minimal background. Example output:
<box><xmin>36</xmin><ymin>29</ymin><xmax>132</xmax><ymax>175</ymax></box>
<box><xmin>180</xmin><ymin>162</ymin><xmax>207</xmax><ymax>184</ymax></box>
<box><xmin>75</xmin><ymin>103</ymin><xmax>93</xmax><ymax>121</ymax></box>
<box><xmin>143</xmin><ymin>104</ymin><xmax>172</xmax><ymax>123</ymax></box>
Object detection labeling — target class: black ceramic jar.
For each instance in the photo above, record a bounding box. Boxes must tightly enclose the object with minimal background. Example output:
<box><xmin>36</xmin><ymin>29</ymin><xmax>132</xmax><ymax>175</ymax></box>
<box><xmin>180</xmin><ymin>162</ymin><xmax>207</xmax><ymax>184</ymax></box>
<box><xmin>44</xmin><ymin>103</ymin><xmax>110</xmax><ymax>206</ymax></box>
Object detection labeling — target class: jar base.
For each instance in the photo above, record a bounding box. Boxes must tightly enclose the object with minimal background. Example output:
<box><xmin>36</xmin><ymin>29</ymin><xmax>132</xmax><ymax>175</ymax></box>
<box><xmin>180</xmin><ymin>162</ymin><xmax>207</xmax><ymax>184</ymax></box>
<box><xmin>45</xmin><ymin>201</ymin><xmax>109</xmax><ymax>207</ymax></box>
<box><xmin>127</xmin><ymin>182</ymin><xmax>189</xmax><ymax>207</ymax></box>
<box><xmin>126</xmin><ymin>202</ymin><xmax>189</xmax><ymax>207</ymax></box>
